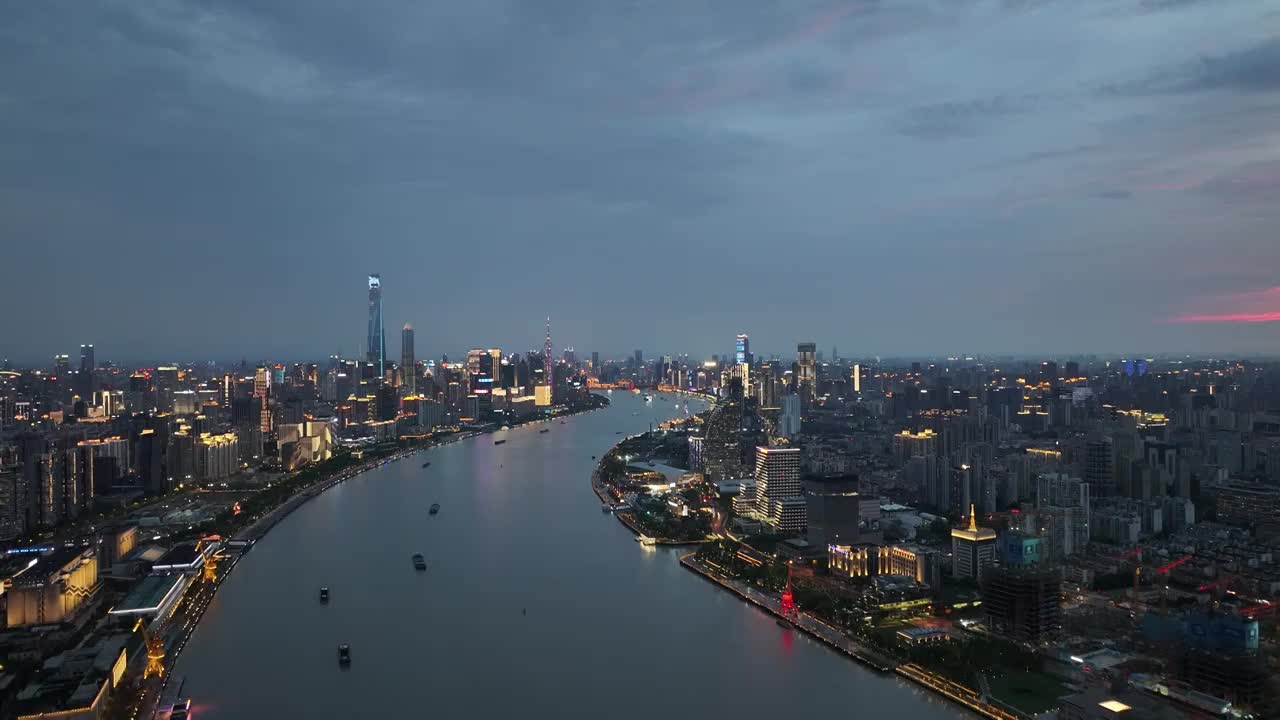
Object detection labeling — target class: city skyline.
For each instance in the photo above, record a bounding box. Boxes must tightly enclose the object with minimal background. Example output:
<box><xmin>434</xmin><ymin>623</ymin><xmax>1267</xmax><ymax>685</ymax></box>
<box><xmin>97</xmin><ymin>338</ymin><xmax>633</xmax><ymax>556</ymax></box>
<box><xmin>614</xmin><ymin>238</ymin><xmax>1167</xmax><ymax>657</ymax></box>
<box><xmin>3</xmin><ymin>2</ymin><xmax>1280</xmax><ymax>361</ymax></box>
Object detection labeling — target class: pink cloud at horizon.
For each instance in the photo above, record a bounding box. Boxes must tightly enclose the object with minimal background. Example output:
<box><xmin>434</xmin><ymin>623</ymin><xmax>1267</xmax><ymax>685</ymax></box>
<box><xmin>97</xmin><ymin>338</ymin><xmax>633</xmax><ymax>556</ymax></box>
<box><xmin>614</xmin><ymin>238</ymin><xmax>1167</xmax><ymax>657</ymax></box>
<box><xmin>1167</xmin><ymin>286</ymin><xmax>1280</xmax><ymax>324</ymax></box>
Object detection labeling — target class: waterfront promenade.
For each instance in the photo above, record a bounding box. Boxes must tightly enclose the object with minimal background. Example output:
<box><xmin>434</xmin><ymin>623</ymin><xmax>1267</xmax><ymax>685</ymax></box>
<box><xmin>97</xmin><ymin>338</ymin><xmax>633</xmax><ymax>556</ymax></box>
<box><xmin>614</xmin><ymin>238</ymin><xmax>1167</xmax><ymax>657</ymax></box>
<box><xmin>176</xmin><ymin>392</ymin><xmax>970</xmax><ymax>719</ymax></box>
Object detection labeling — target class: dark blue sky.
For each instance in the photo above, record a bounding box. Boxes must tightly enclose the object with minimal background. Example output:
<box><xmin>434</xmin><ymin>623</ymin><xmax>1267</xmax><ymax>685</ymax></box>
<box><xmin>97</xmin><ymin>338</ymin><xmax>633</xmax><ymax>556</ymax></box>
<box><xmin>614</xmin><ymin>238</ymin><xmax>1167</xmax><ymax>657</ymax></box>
<box><xmin>2</xmin><ymin>1</ymin><xmax>1279</xmax><ymax>365</ymax></box>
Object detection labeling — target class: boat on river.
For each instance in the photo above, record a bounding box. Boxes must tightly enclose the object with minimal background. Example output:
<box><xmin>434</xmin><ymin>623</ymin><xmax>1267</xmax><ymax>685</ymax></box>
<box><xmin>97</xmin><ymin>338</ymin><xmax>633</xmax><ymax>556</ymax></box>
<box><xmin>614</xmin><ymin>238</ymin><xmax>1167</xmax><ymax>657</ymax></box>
<box><xmin>429</xmin><ymin>503</ymin><xmax>440</xmax><ymax>515</ymax></box>
<box><xmin>412</xmin><ymin>554</ymin><xmax>427</xmax><ymax>571</ymax></box>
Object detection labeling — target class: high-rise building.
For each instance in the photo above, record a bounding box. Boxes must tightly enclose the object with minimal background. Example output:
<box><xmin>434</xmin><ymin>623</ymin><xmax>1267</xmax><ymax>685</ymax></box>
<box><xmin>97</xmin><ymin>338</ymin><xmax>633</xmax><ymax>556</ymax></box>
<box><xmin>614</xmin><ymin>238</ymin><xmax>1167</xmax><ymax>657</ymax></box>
<box><xmin>804</xmin><ymin>474</ymin><xmax>880</xmax><ymax>547</ymax></box>
<box><xmin>851</xmin><ymin>363</ymin><xmax>861</xmax><ymax>394</ymax></box>
<box><xmin>778</xmin><ymin>393</ymin><xmax>801</xmax><ymax>438</ymax></box>
<box><xmin>796</xmin><ymin>343</ymin><xmax>816</xmax><ymax>408</ymax></box>
<box><xmin>754</xmin><ymin>446</ymin><xmax>804</xmax><ymax>534</ymax></box>
<box><xmin>1035</xmin><ymin>473</ymin><xmax>1091</xmax><ymax>559</ymax></box>
<box><xmin>981</xmin><ymin>566</ymin><xmax>1062</xmax><ymax>644</ymax></box>
<box><xmin>893</xmin><ymin>429</ymin><xmax>938</xmax><ymax>462</ymax></box>
<box><xmin>951</xmin><ymin>505</ymin><xmax>997</xmax><ymax>579</ymax></box>
<box><xmin>253</xmin><ymin>366</ymin><xmax>272</xmax><ymax>434</ymax></box>
<box><xmin>735</xmin><ymin>334</ymin><xmax>750</xmax><ymax>364</ymax></box>
<box><xmin>1085</xmin><ymin>437</ymin><xmax>1115</xmax><ymax>497</ymax></box>
<box><xmin>367</xmin><ymin>274</ymin><xmax>386</xmax><ymax>376</ymax></box>
<box><xmin>79</xmin><ymin>344</ymin><xmax>94</xmax><ymax>373</ymax></box>
<box><xmin>591</xmin><ymin>352</ymin><xmax>599</xmax><ymax>375</ymax></box>
<box><xmin>401</xmin><ymin>324</ymin><xmax>416</xmax><ymax>395</ymax></box>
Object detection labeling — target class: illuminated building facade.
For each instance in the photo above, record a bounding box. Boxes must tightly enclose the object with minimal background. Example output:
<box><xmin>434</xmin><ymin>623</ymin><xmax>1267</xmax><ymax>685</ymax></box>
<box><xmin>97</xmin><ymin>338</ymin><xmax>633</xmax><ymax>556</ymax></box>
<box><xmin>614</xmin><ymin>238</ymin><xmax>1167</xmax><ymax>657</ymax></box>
<box><xmin>277</xmin><ymin>421</ymin><xmax>333</xmax><ymax>471</ymax></box>
<box><xmin>754</xmin><ymin>446</ymin><xmax>804</xmax><ymax>534</ymax></box>
<box><xmin>253</xmin><ymin>365</ymin><xmax>271</xmax><ymax>434</ymax></box>
<box><xmin>796</xmin><ymin>342</ymin><xmax>816</xmax><ymax>408</ymax></box>
<box><xmin>951</xmin><ymin>504</ymin><xmax>997</xmax><ymax>579</ymax></box>
<box><xmin>828</xmin><ymin>543</ymin><xmax>940</xmax><ymax>589</ymax></box>
<box><xmin>367</xmin><ymin>274</ymin><xmax>386</xmax><ymax>375</ymax></box>
<box><xmin>6</xmin><ymin>547</ymin><xmax>100</xmax><ymax>627</ymax></box>
<box><xmin>195</xmin><ymin>432</ymin><xmax>239</xmax><ymax>480</ymax></box>
<box><xmin>879</xmin><ymin>544</ymin><xmax>941</xmax><ymax>588</ymax></box>
<box><xmin>893</xmin><ymin>429</ymin><xmax>937</xmax><ymax>462</ymax></box>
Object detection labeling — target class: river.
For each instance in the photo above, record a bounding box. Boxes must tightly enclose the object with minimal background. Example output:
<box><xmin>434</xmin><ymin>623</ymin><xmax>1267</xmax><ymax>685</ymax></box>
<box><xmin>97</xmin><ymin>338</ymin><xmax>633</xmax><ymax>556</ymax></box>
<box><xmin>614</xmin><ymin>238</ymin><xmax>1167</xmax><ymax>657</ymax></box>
<box><xmin>175</xmin><ymin>391</ymin><xmax>968</xmax><ymax>718</ymax></box>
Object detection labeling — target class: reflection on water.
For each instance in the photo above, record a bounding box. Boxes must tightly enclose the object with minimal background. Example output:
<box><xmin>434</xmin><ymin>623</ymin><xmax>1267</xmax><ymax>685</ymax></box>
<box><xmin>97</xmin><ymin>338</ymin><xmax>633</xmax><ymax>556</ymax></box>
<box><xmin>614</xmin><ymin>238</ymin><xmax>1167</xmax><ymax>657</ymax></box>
<box><xmin>176</xmin><ymin>393</ymin><xmax>967</xmax><ymax>719</ymax></box>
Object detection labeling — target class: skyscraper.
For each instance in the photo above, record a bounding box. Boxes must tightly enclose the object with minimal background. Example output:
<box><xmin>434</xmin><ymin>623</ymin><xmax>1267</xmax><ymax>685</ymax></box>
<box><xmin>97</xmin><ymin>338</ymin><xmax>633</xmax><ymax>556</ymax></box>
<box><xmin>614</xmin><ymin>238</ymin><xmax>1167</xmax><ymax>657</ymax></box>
<box><xmin>753</xmin><ymin>446</ymin><xmax>804</xmax><ymax>534</ymax></box>
<box><xmin>253</xmin><ymin>366</ymin><xmax>272</xmax><ymax>434</ymax></box>
<box><xmin>366</xmin><ymin>274</ymin><xmax>386</xmax><ymax>376</ymax></box>
<box><xmin>735</xmin><ymin>334</ymin><xmax>750</xmax><ymax>365</ymax></box>
<box><xmin>401</xmin><ymin>324</ymin><xmax>415</xmax><ymax>395</ymax></box>
<box><xmin>952</xmin><ymin>504</ymin><xmax>997</xmax><ymax>579</ymax></box>
<box><xmin>797</xmin><ymin>342</ymin><xmax>816</xmax><ymax>408</ymax></box>
<box><xmin>851</xmin><ymin>363</ymin><xmax>861</xmax><ymax>394</ymax></box>
<box><xmin>77</xmin><ymin>344</ymin><xmax>95</xmax><ymax>398</ymax></box>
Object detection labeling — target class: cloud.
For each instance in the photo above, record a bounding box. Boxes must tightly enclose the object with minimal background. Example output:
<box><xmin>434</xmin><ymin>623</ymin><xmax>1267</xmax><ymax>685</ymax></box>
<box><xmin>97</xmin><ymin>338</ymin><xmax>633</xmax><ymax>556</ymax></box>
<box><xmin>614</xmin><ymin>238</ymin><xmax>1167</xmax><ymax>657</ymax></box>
<box><xmin>1169</xmin><ymin>287</ymin><xmax>1280</xmax><ymax>324</ymax></box>
<box><xmin>2</xmin><ymin>0</ymin><xmax>1280</xmax><ymax>359</ymax></box>
<box><xmin>1106</xmin><ymin>37</ymin><xmax>1280</xmax><ymax>95</ymax></box>
<box><xmin>898</xmin><ymin>95</ymin><xmax>1041</xmax><ymax>139</ymax></box>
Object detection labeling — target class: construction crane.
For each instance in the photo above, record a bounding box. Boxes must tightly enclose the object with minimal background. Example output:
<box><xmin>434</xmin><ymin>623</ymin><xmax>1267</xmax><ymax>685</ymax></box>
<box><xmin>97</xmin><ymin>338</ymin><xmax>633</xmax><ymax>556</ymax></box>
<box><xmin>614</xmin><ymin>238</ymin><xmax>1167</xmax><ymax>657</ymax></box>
<box><xmin>133</xmin><ymin>618</ymin><xmax>166</xmax><ymax>679</ymax></box>
<box><xmin>196</xmin><ymin>535</ymin><xmax>226</xmax><ymax>584</ymax></box>
<box><xmin>1156</xmin><ymin>555</ymin><xmax>1192</xmax><ymax>575</ymax></box>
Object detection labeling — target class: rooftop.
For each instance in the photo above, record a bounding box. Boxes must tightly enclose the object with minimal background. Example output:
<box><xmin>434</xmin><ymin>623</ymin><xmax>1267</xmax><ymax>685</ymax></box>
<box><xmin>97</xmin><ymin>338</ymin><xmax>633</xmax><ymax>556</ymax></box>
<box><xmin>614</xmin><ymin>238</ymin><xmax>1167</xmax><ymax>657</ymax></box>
<box><xmin>109</xmin><ymin>574</ymin><xmax>186</xmax><ymax>616</ymax></box>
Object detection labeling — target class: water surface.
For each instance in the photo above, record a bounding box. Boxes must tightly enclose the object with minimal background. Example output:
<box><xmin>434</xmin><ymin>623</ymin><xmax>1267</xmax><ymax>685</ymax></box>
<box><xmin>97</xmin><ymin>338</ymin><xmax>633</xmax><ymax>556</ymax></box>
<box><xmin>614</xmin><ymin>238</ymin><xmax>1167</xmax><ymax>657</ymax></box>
<box><xmin>177</xmin><ymin>392</ymin><xmax>967</xmax><ymax>718</ymax></box>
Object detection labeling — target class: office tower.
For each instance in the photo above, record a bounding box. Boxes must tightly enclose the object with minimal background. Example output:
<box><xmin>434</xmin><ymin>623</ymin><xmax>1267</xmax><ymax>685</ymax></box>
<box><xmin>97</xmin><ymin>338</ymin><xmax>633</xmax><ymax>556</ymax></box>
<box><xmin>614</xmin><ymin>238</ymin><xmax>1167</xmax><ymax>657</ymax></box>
<box><xmin>367</xmin><ymin>274</ymin><xmax>386</xmax><ymax>376</ymax></box>
<box><xmin>591</xmin><ymin>352</ymin><xmax>599</xmax><ymax>374</ymax></box>
<box><xmin>735</xmin><ymin>334</ymin><xmax>751</xmax><ymax>364</ymax></box>
<box><xmin>77</xmin><ymin>344</ymin><xmax>95</xmax><ymax>397</ymax></box>
<box><xmin>778</xmin><ymin>393</ymin><xmax>801</xmax><ymax>438</ymax></box>
<box><xmin>1085</xmin><ymin>437</ymin><xmax>1115</xmax><ymax>497</ymax></box>
<box><xmin>254</xmin><ymin>366</ymin><xmax>272</xmax><ymax>434</ymax></box>
<box><xmin>981</xmin><ymin>566</ymin><xmax>1062</xmax><ymax>644</ymax></box>
<box><xmin>136</xmin><ymin>426</ymin><xmax>168</xmax><ymax>496</ymax></box>
<box><xmin>401</xmin><ymin>324</ymin><xmax>416</xmax><ymax>395</ymax></box>
<box><xmin>804</xmin><ymin>474</ymin><xmax>880</xmax><ymax>547</ymax></box>
<box><xmin>563</xmin><ymin>347</ymin><xmax>576</xmax><ymax>366</ymax></box>
<box><xmin>951</xmin><ymin>504</ymin><xmax>997</xmax><ymax>579</ymax></box>
<box><xmin>155</xmin><ymin>366</ymin><xmax>179</xmax><ymax>412</ymax></box>
<box><xmin>796</xmin><ymin>342</ymin><xmax>816</xmax><ymax>408</ymax></box>
<box><xmin>851</xmin><ymin>363</ymin><xmax>861</xmax><ymax>394</ymax></box>
<box><xmin>53</xmin><ymin>354</ymin><xmax>70</xmax><ymax>374</ymax></box>
<box><xmin>633</xmin><ymin>349</ymin><xmax>643</xmax><ymax>367</ymax></box>
<box><xmin>753</xmin><ymin>446</ymin><xmax>804</xmax><ymax>534</ymax></box>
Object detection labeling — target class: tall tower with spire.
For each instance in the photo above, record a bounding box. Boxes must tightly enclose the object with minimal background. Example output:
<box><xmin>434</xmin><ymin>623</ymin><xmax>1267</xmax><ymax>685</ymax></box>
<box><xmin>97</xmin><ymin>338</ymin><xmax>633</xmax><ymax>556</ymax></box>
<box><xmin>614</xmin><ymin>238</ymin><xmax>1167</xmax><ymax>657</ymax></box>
<box><xmin>536</xmin><ymin>317</ymin><xmax>554</xmax><ymax>407</ymax></box>
<box><xmin>544</xmin><ymin>317</ymin><xmax>553</xmax><ymax>387</ymax></box>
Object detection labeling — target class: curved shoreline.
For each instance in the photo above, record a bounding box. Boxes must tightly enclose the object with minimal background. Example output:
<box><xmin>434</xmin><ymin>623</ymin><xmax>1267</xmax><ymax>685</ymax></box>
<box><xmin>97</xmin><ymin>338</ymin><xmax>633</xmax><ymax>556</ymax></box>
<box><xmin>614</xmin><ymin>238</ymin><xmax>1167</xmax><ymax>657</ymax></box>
<box><xmin>593</xmin><ymin>429</ymin><xmax>1019</xmax><ymax>720</ymax></box>
<box><xmin>159</xmin><ymin>402</ymin><xmax>610</xmax><ymax>689</ymax></box>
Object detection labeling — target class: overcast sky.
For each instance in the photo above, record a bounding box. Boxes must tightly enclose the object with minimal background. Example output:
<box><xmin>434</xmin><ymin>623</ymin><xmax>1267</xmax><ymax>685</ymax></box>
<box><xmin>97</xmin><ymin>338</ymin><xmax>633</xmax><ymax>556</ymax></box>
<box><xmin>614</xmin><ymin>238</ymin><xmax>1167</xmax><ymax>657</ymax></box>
<box><xmin>3</xmin><ymin>0</ymin><xmax>1279</xmax><ymax>364</ymax></box>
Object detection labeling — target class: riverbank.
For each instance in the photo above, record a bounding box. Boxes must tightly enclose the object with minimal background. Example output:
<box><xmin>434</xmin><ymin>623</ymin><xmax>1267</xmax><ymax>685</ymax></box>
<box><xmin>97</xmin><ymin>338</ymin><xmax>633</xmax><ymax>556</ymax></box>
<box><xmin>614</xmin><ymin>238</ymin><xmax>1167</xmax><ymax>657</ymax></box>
<box><xmin>680</xmin><ymin>553</ymin><xmax>897</xmax><ymax>673</ymax></box>
<box><xmin>591</xmin><ymin>434</ymin><xmax>710</xmax><ymax>546</ymax></box>
<box><xmin>680</xmin><ymin>553</ymin><xmax>1030</xmax><ymax>720</ymax></box>
<box><xmin>142</xmin><ymin>400</ymin><xmax>610</xmax><ymax>716</ymax></box>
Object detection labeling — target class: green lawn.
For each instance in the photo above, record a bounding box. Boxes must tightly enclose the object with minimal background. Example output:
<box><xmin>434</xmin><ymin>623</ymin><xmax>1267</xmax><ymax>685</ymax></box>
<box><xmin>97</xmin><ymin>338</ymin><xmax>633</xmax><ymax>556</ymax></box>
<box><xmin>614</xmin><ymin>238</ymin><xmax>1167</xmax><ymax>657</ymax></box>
<box><xmin>988</xmin><ymin>671</ymin><xmax>1068</xmax><ymax>715</ymax></box>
